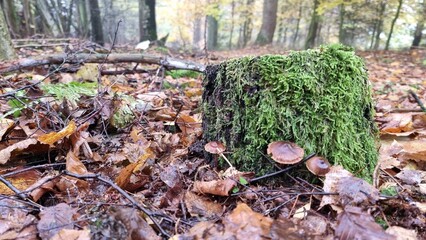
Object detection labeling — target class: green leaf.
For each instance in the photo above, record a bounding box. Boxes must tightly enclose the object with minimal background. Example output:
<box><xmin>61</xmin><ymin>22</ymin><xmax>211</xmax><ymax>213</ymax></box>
<box><xmin>239</xmin><ymin>176</ymin><xmax>248</xmax><ymax>185</ymax></box>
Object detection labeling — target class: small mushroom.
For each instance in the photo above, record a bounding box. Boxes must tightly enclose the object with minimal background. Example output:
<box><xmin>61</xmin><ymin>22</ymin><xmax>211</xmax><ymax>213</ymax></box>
<box><xmin>205</xmin><ymin>141</ymin><xmax>233</xmax><ymax>168</ymax></box>
<box><xmin>305</xmin><ymin>156</ymin><xmax>331</xmax><ymax>176</ymax></box>
<box><xmin>267</xmin><ymin>141</ymin><xmax>304</xmax><ymax>164</ymax></box>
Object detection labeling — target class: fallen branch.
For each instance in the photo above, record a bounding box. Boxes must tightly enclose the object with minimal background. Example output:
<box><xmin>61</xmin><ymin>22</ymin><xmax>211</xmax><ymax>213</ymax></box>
<box><xmin>0</xmin><ymin>53</ymin><xmax>206</xmax><ymax>74</ymax></box>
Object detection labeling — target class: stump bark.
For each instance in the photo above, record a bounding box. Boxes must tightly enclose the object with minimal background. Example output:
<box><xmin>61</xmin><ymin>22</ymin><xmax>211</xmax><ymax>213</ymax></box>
<box><xmin>202</xmin><ymin>44</ymin><xmax>378</xmax><ymax>179</ymax></box>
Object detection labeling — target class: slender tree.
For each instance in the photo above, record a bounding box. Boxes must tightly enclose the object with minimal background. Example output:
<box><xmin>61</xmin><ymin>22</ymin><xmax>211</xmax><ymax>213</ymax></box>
<box><xmin>237</xmin><ymin>0</ymin><xmax>254</xmax><ymax>48</ymax></box>
<box><xmin>145</xmin><ymin>0</ymin><xmax>157</xmax><ymax>40</ymax></box>
<box><xmin>373</xmin><ymin>1</ymin><xmax>387</xmax><ymax>50</ymax></box>
<box><xmin>255</xmin><ymin>0</ymin><xmax>278</xmax><ymax>45</ymax></box>
<box><xmin>0</xmin><ymin>5</ymin><xmax>16</xmax><ymax>60</ymax></box>
<box><xmin>88</xmin><ymin>0</ymin><xmax>104</xmax><ymax>45</ymax></box>
<box><xmin>207</xmin><ymin>15</ymin><xmax>218</xmax><ymax>49</ymax></box>
<box><xmin>412</xmin><ymin>0</ymin><xmax>426</xmax><ymax>47</ymax></box>
<box><xmin>305</xmin><ymin>0</ymin><xmax>321</xmax><ymax>49</ymax></box>
<box><xmin>385</xmin><ymin>0</ymin><xmax>403</xmax><ymax>50</ymax></box>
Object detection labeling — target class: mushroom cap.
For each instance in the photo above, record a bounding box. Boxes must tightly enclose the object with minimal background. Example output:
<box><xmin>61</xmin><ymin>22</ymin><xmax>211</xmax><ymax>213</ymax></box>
<box><xmin>306</xmin><ymin>156</ymin><xmax>331</xmax><ymax>176</ymax></box>
<box><xmin>205</xmin><ymin>141</ymin><xmax>226</xmax><ymax>154</ymax></box>
<box><xmin>267</xmin><ymin>141</ymin><xmax>304</xmax><ymax>164</ymax></box>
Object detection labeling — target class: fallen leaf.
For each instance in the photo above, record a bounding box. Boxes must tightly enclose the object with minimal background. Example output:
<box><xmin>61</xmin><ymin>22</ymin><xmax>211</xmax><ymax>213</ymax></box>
<box><xmin>0</xmin><ymin>138</ymin><xmax>38</xmax><ymax>164</ymax></box>
<box><xmin>51</xmin><ymin>228</ymin><xmax>91</xmax><ymax>240</ymax></box>
<box><xmin>335</xmin><ymin>206</ymin><xmax>396</xmax><ymax>240</ymax></box>
<box><xmin>385</xmin><ymin>226</ymin><xmax>418</xmax><ymax>240</ymax></box>
<box><xmin>110</xmin><ymin>208</ymin><xmax>161</xmax><ymax>240</ymax></box>
<box><xmin>37</xmin><ymin>120</ymin><xmax>76</xmax><ymax>146</ymax></box>
<box><xmin>193</xmin><ymin>178</ymin><xmax>236</xmax><ymax>196</ymax></box>
<box><xmin>66</xmin><ymin>150</ymin><xmax>88</xmax><ymax>175</ymax></box>
<box><xmin>37</xmin><ymin>203</ymin><xmax>76</xmax><ymax>240</ymax></box>
<box><xmin>338</xmin><ymin>176</ymin><xmax>379</xmax><ymax>206</ymax></box>
<box><xmin>320</xmin><ymin>166</ymin><xmax>353</xmax><ymax>209</ymax></box>
<box><xmin>184</xmin><ymin>191</ymin><xmax>223</xmax><ymax>218</ymax></box>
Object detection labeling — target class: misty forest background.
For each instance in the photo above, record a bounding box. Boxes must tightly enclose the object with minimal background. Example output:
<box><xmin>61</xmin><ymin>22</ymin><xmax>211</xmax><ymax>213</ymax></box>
<box><xmin>0</xmin><ymin>0</ymin><xmax>425</xmax><ymax>52</ymax></box>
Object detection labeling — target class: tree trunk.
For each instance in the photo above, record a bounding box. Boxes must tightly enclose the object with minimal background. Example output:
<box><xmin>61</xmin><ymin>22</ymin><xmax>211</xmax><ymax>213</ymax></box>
<box><xmin>207</xmin><ymin>15</ymin><xmax>218</xmax><ymax>50</ymax></box>
<box><xmin>228</xmin><ymin>0</ymin><xmax>235</xmax><ymax>49</ymax></box>
<box><xmin>373</xmin><ymin>1</ymin><xmax>387</xmax><ymax>50</ymax></box>
<box><xmin>385</xmin><ymin>0</ymin><xmax>403</xmax><ymax>50</ymax></box>
<box><xmin>292</xmin><ymin>3</ymin><xmax>302</xmax><ymax>47</ymax></box>
<box><xmin>1</xmin><ymin>0</ymin><xmax>20</xmax><ymax>38</ymax></box>
<box><xmin>76</xmin><ymin>0</ymin><xmax>89</xmax><ymax>38</ymax></box>
<box><xmin>139</xmin><ymin>0</ymin><xmax>147</xmax><ymax>41</ymax></box>
<box><xmin>145</xmin><ymin>0</ymin><xmax>157</xmax><ymax>41</ymax></box>
<box><xmin>338</xmin><ymin>5</ymin><xmax>346</xmax><ymax>44</ymax></box>
<box><xmin>0</xmin><ymin>5</ymin><xmax>16</xmax><ymax>60</ymax></box>
<box><xmin>238</xmin><ymin>0</ymin><xmax>254</xmax><ymax>48</ymax></box>
<box><xmin>255</xmin><ymin>0</ymin><xmax>278</xmax><ymax>45</ymax></box>
<box><xmin>21</xmin><ymin>0</ymin><xmax>35</xmax><ymax>37</ymax></box>
<box><xmin>88</xmin><ymin>0</ymin><xmax>104</xmax><ymax>45</ymax></box>
<box><xmin>192</xmin><ymin>17</ymin><xmax>202</xmax><ymax>48</ymax></box>
<box><xmin>411</xmin><ymin>0</ymin><xmax>426</xmax><ymax>47</ymax></box>
<box><xmin>304</xmin><ymin>0</ymin><xmax>320</xmax><ymax>49</ymax></box>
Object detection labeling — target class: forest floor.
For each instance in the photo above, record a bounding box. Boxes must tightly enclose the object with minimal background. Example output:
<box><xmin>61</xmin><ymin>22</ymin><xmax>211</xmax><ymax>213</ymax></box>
<box><xmin>0</xmin><ymin>41</ymin><xmax>425</xmax><ymax>239</ymax></box>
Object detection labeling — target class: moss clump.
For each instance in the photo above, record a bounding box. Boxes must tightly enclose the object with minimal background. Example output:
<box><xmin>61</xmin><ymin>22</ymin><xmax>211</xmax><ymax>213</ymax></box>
<box><xmin>202</xmin><ymin>44</ymin><xmax>378</xmax><ymax>179</ymax></box>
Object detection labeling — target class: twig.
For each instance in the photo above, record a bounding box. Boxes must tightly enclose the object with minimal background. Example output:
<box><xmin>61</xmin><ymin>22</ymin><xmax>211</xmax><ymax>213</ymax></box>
<box><xmin>62</xmin><ymin>171</ymin><xmax>170</xmax><ymax>238</ymax></box>
<box><xmin>408</xmin><ymin>90</ymin><xmax>426</xmax><ymax>112</ymax></box>
<box><xmin>249</xmin><ymin>153</ymin><xmax>316</xmax><ymax>183</ymax></box>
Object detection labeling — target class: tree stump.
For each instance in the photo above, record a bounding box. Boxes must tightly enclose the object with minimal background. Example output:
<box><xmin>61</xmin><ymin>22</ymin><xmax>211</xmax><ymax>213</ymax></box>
<box><xmin>202</xmin><ymin>44</ymin><xmax>378</xmax><ymax>179</ymax></box>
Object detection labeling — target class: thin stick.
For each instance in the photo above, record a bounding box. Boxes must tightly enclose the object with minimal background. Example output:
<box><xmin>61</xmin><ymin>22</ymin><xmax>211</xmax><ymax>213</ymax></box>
<box><xmin>408</xmin><ymin>90</ymin><xmax>426</xmax><ymax>112</ymax></box>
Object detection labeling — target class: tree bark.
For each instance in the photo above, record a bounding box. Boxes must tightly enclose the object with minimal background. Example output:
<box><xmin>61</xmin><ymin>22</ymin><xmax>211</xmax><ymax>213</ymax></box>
<box><xmin>76</xmin><ymin>0</ymin><xmax>89</xmax><ymax>38</ymax></box>
<box><xmin>385</xmin><ymin>0</ymin><xmax>403</xmax><ymax>50</ymax></box>
<box><xmin>0</xmin><ymin>5</ymin><xmax>16</xmax><ymax>60</ymax></box>
<box><xmin>139</xmin><ymin>0</ymin><xmax>147</xmax><ymax>41</ymax></box>
<box><xmin>304</xmin><ymin>0</ymin><xmax>320</xmax><ymax>49</ymax></box>
<box><xmin>292</xmin><ymin>3</ymin><xmax>302</xmax><ymax>47</ymax></box>
<box><xmin>411</xmin><ymin>0</ymin><xmax>426</xmax><ymax>47</ymax></box>
<box><xmin>255</xmin><ymin>0</ymin><xmax>278</xmax><ymax>45</ymax></box>
<box><xmin>207</xmin><ymin>15</ymin><xmax>218</xmax><ymax>50</ymax></box>
<box><xmin>145</xmin><ymin>0</ymin><xmax>157</xmax><ymax>41</ymax></box>
<box><xmin>237</xmin><ymin>0</ymin><xmax>254</xmax><ymax>48</ymax></box>
<box><xmin>88</xmin><ymin>0</ymin><xmax>104</xmax><ymax>45</ymax></box>
<box><xmin>0</xmin><ymin>53</ymin><xmax>206</xmax><ymax>74</ymax></box>
<box><xmin>373</xmin><ymin>1</ymin><xmax>387</xmax><ymax>50</ymax></box>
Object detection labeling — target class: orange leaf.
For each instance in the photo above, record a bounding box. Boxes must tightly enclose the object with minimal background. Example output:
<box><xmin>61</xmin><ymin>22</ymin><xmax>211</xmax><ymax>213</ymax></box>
<box><xmin>66</xmin><ymin>150</ymin><xmax>88</xmax><ymax>175</ymax></box>
<box><xmin>38</xmin><ymin>120</ymin><xmax>76</xmax><ymax>146</ymax></box>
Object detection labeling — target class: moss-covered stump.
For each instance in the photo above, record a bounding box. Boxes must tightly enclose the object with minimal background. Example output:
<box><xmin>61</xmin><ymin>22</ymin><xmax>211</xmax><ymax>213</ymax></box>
<box><xmin>202</xmin><ymin>44</ymin><xmax>378</xmax><ymax>179</ymax></box>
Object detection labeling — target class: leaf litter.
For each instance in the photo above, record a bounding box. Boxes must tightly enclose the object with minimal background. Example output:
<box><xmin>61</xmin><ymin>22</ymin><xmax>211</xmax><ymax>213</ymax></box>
<box><xmin>0</xmin><ymin>45</ymin><xmax>425</xmax><ymax>239</ymax></box>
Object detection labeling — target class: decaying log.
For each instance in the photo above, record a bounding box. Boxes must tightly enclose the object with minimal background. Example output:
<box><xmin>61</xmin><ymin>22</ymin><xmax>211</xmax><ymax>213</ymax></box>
<box><xmin>0</xmin><ymin>53</ymin><xmax>206</xmax><ymax>74</ymax></box>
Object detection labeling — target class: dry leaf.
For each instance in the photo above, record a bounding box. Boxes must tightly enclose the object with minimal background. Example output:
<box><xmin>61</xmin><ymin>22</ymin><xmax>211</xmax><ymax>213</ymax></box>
<box><xmin>38</xmin><ymin>120</ymin><xmax>76</xmax><ymax>146</ymax></box>
<box><xmin>51</xmin><ymin>228</ymin><xmax>91</xmax><ymax>240</ymax></box>
<box><xmin>193</xmin><ymin>178</ymin><xmax>236</xmax><ymax>196</ymax></box>
<box><xmin>37</xmin><ymin>203</ymin><xmax>76</xmax><ymax>240</ymax></box>
<box><xmin>0</xmin><ymin>138</ymin><xmax>38</xmax><ymax>164</ymax></box>
<box><xmin>0</xmin><ymin>169</ymin><xmax>40</xmax><ymax>195</ymax></box>
<box><xmin>184</xmin><ymin>191</ymin><xmax>223</xmax><ymax>217</ymax></box>
<box><xmin>66</xmin><ymin>150</ymin><xmax>88</xmax><ymax>175</ymax></box>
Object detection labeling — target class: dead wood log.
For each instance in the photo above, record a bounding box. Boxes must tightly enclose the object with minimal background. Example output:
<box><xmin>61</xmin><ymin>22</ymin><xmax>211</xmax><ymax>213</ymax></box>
<box><xmin>0</xmin><ymin>53</ymin><xmax>206</xmax><ymax>74</ymax></box>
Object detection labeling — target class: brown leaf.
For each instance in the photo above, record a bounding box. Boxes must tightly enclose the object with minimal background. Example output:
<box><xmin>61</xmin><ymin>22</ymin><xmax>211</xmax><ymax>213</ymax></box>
<box><xmin>320</xmin><ymin>166</ymin><xmax>353</xmax><ymax>210</ymax></box>
<box><xmin>193</xmin><ymin>178</ymin><xmax>236</xmax><ymax>196</ymax></box>
<box><xmin>335</xmin><ymin>206</ymin><xmax>396</xmax><ymax>240</ymax></box>
<box><xmin>37</xmin><ymin>120</ymin><xmax>76</xmax><ymax>146</ymax></box>
<box><xmin>37</xmin><ymin>203</ymin><xmax>76</xmax><ymax>240</ymax></box>
<box><xmin>29</xmin><ymin>174</ymin><xmax>58</xmax><ymax>202</ymax></box>
<box><xmin>111</xmin><ymin>208</ymin><xmax>161</xmax><ymax>240</ymax></box>
<box><xmin>0</xmin><ymin>138</ymin><xmax>38</xmax><ymax>164</ymax></box>
<box><xmin>51</xmin><ymin>228</ymin><xmax>91</xmax><ymax>240</ymax></box>
<box><xmin>66</xmin><ymin>150</ymin><xmax>88</xmax><ymax>175</ymax></box>
<box><xmin>184</xmin><ymin>191</ymin><xmax>223</xmax><ymax>218</ymax></box>
<box><xmin>0</xmin><ymin>169</ymin><xmax>40</xmax><ymax>195</ymax></box>
<box><xmin>176</xmin><ymin>114</ymin><xmax>202</xmax><ymax>135</ymax></box>
<box><xmin>338</xmin><ymin>176</ymin><xmax>379</xmax><ymax>206</ymax></box>
<box><xmin>0</xmin><ymin>198</ymin><xmax>38</xmax><ymax>239</ymax></box>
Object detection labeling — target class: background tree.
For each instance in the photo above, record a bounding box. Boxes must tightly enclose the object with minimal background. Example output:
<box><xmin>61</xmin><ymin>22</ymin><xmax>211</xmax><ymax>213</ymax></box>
<box><xmin>255</xmin><ymin>0</ymin><xmax>278</xmax><ymax>45</ymax></box>
<box><xmin>305</xmin><ymin>0</ymin><xmax>321</xmax><ymax>49</ymax></box>
<box><xmin>411</xmin><ymin>0</ymin><xmax>426</xmax><ymax>47</ymax></box>
<box><xmin>88</xmin><ymin>0</ymin><xmax>104</xmax><ymax>45</ymax></box>
<box><xmin>0</xmin><ymin>5</ymin><xmax>16</xmax><ymax>60</ymax></box>
<box><xmin>385</xmin><ymin>0</ymin><xmax>403</xmax><ymax>50</ymax></box>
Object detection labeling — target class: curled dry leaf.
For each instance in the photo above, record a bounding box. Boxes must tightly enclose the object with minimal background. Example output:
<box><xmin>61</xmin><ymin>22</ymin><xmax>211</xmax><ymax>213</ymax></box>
<box><xmin>184</xmin><ymin>191</ymin><xmax>223</xmax><ymax>218</ymax></box>
<box><xmin>37</xmin><ymin>120</ymin><xmax>76</xmax><ymax>146</ymax></box>
<box><xmin>193</xmin><ymin>178</ymin><xmax>236</xmax><ymax>196</ymax></box>
<box><xmin>267</xmin><ymin>141</ymin><xmax>304</xmax><ymax>164</ymax></box>
<box><xmin>335</xmin><ymin>206</ymin><xmax>396</xmax><ymax>240</ymax></box>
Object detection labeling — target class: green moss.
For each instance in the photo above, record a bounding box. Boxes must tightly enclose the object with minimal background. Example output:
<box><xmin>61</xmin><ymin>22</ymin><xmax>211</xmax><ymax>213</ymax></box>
<box><xmin>202</xmin><ymin>44</ymin><xmax>378</xmax><ymax>180</ymax></box>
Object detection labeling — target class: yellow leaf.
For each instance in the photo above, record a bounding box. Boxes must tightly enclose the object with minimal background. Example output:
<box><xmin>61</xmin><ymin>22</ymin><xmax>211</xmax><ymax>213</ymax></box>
<box><xmin>38</xmin><ymin>121</ymin><xmax>76</xmax><ymax>146</ymax></box>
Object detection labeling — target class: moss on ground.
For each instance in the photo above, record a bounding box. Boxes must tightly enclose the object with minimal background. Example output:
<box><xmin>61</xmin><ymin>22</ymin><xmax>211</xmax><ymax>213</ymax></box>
<box><xmin>202</xmin><ymin>44</ymin><xmax>378</xmax><ymax>179</ymax></box>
